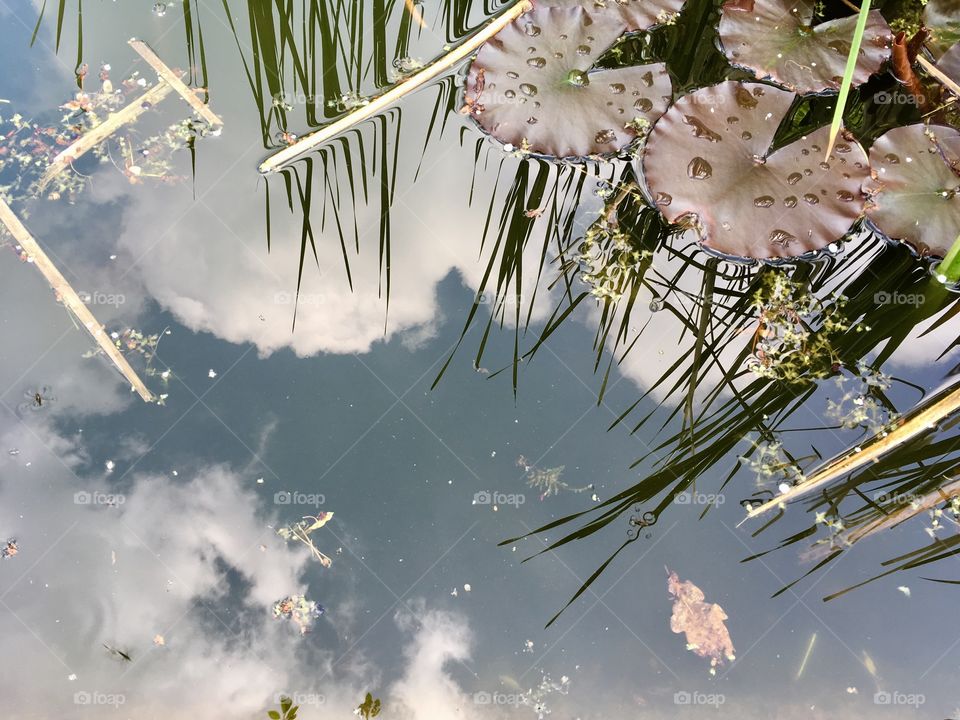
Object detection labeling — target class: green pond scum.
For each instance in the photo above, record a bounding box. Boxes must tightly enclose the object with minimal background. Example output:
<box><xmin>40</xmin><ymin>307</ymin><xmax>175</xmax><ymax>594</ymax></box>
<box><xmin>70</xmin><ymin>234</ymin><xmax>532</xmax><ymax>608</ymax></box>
<box><xmin>0</xmin><ymin>0</ymin><xmax>959</xmax><ymax>717</ymax></box>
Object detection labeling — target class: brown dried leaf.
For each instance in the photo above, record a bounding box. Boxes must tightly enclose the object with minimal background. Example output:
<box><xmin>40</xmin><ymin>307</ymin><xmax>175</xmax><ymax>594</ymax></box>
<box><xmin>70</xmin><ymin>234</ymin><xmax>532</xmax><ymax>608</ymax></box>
<box><xmin>667</xmin><ymin>570</ymin><xmax>736</xmax><ymax>673</ymax></box>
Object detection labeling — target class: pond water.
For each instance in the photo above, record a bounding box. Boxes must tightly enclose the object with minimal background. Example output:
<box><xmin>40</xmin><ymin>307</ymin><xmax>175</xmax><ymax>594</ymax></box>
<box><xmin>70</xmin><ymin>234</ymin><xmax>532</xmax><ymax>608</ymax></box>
<box><xmin>1</xmin><ymin>0</ymin><xmax>960</xmax><ymax>718</ymax></box>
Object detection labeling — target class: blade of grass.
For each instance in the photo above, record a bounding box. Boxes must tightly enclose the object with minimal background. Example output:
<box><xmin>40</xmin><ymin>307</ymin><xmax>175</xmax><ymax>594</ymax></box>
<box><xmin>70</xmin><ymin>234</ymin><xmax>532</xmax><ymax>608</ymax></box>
<box><xmin>824</xmin><ymin>0</ymin><xmax>871</xmax><ymax>159</ymax></box>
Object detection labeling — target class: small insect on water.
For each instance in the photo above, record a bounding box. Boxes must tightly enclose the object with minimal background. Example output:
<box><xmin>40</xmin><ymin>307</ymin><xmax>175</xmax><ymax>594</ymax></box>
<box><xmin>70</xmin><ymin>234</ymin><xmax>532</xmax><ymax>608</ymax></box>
<box><xmin>103</xmin><ymin>643</ymin><xmax>133</xmax><ymax>662</ymax></box>
<box><xmin>16</xmin><ymin>386</ymin><xmax>55</xmax><ymax>415</ymax></box>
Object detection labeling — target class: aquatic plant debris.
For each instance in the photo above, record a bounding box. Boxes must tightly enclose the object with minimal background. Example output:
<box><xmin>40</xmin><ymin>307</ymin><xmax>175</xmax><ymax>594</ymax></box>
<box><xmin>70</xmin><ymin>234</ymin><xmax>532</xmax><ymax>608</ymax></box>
<box><xmin>2</xmin><ymin>540</ymin><xmax>18</xmax><ymax>559</ymax></box>
<box><xmin>862</xmin><ymin>124</ymin><xmax>960</xmax><ymax>258</ymax></box>
<box><xmin>667</xmin><ymin>569</ymin><xmax>735</xmax><ymax>674</ymax></box>
<box><xmin>642</xmin><ymin>81</ymin><xmax>870</xmax><ymax>260</ymax></box>
<box><xmin>543</xmin><ymin>0</ymin><xmax>685</xmax><ymax>31</ymax></box>
<box><xmin>277</xmin><ymin>512</ymin><xmax>335</xmax><ymax>567</ymax></box>
<box><xmin>272</xmin><ymin>594</ymin><xmax>324</xmax><ymax>635</ymax></box>
<box><xmin>464</xmin><ymin>6</ymin><xmax>671</xmax><ymax>158</ymax></box>
<box><xmin>718</xmin><ymin>0</ymin><xmax>891</xmax><ymax>94</ymax></box>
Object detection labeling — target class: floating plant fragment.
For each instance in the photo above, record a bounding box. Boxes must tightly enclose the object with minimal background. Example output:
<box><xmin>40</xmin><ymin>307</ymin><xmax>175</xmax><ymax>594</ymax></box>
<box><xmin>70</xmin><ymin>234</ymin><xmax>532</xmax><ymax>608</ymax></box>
<box><xmin>272</xmin><ymin>594</ymin><xmax>324</xmax><ymax>635</ymax></box>
<box><xmin>666</xmin><ymin>570</ymin><xmax>735</xmax><ymax>674</ymax></box>
<box><xmin>464</xmin><ymin>6</ymin><xmax>672</xmax><ymax>158</ymax></box>
<box><xmin>642</xmin><ymin>81</ymin><xmax>869</xmax><ymax>260</ymax></box>
<box><xmin>277</xmin><ymin>512</ymin><xmax>335</xmax><ymax>567</ymax></box>
<box><xmin>862</xmin><ymin>124</ymin><xmax>960</xmax><ymax>257</ymax></box>
<box><xmin>718</xmin><ymin>0</ymin><xmax>891</xmax><ymax>94</ymax></box>
<box><xmin>542</xmin><ymin>0</ymin><xmax>686</xmax><ymax>31</ymax></box>
<box><xmin>1</xmin><ymin>539</ymin><xmax>17</xmax><ymax>559</ymax></box>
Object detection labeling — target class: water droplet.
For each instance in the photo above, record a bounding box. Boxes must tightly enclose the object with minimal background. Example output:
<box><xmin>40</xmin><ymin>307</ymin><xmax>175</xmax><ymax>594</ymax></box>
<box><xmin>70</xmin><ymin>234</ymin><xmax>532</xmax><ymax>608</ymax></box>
<box><xmin>741</xmin><ymin>131</ymin><xmax>752</xmax><ymax>140</ymax></box>
<box><xmin>884</xmin><ymin>153</ymin><xmax>900</xmax><ymax>164</ymax></box>
<box><xmin>804</xmin><ymin>168</ymin><xmax>813</xmax><ymax>176</ymax></box>
<box><xmin>801</xmin><ymin>148</ymin><xmax>810</xmax><ymax>156</ymax></box>
<box><xmin>726</xmin><ymin>116</ymin><xmax>740</xmax><ymax>124</ymax></box>
<box><xmin>553</xmin><ymin>52</ymin><xmax>563</xmax><ymax>59</ymax></box>
<box><xmin>836</xmin><ymin>189</ymin><xmax>855</xmax><ymax>202</ymax></box>
<box><xmin>769</xmin><ymin>229</ymin><xmax>796</xmax><ymax>246</ymax></box>
<box><xmin>683</xmin><ymin>115</ymin><xmax>722</xmax><ymax>142</ymax></box>
<box><xmin>520</xmin><ymin>83</ymin><xmax>538</xmax><ymax>97</ymax></box>
<box><xmin>507</xmin><ymin>71</ymin><xmax>519</xmax><ymax>79</ymax></box>
<box><xmin>819</xmin><ymin>161</ymin><xmax>830</xmax><ymax>170</ymax></box>
<box><xmin>754</xmin><ymin>195</ymin><xmax>775</xmax><ymax>208</ymax></box>
<box><xmin>655</xmin><ymin>192</ymin><xmax>672</xmax><ymax>206</ymax></box>
<box><xmin>566</xmin><ymin>70</ymin><xmax>590</xmax><ymax>87</ymax></box>
<box><xmin>649</xmin><ymin>298</ymin><xmax>663</xmax><ymax>312</ymax></box>
<box><xmin>803</xmin><ymin>193</ymin><xmax>819</xmax><ymax>205</ymax></box>
<box><xmin>687</xmin><ymin>157</ymin><xmax>713</xmax><ymax>179</ymax></box>
<box><xmin>524</xmin><ymin>23</ymin><xmax>541</xmax><ymax>36</ymax></box>
<box><xmin>505</xmin><ymin>89</ymin><xmax>516</xmax><ymax>99</ymax></box>
<box><xmin>735</xmin><ymin>85</ymin><xmax>758</xmax><ymax>108</ymax></box>
<box><xmin>610</xmin><ymin>83</ymin><xmax>625</xmax><ymax>95</ymax></box>
<box><xmin>834</xmin><ymin>142</ymin><xmax>852</xmax><ymax>153</ymax></box>
<box><xmin>527</xmin><ymin>116</ymin><xmax>538</xmax><ymax>124</ymax></box>
<box><xmin>576</xmin><ymin>44</ymin><xmax>591</xmax><ymax>55</ymax></box>
<box><xmin>634</xmin><ymin>98</ymin><xmax>653</xmax><ymax>112</ymax></box>
<box><xmin>783</xmin><ymin>195</ymin><xmax>798</xmax><ymax>208</ymax></box>
<box><xmin>595</xmin><ymin>129</ymin><xmax>617</xmax><ymax>144</ymax></box>
<box><xmin>641</xmin><ymin>71</ymin><xmax>654</xmax><ymax>87</ymax></box>
<box><xmin>526</xmin><ymin>57</ymin><xmax>546</xmax><ymax>68</ymax></box>
<box><xmin>787</xmin><ymin>172</ymin><xmax>802</xmax><ymax>185</ymax></box>
<box><xmin>152</xmin><ymin>1</ymin><xmax>167</xmax><ymax>16</ymax></box>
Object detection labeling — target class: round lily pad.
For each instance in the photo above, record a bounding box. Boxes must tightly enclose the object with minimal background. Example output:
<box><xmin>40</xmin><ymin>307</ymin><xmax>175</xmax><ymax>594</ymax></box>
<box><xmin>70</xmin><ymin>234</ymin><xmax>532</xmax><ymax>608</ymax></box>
<box><xmin>641</xmin><ymin>81</ymin><xmax>870</xmax><ymax>260</ymax></box>
<box><xmin>862</xmin><ymin>124</ymin><xmax>960</xmax><ymax>258</ymax></box>
<box><xmin>925</xmin><ymin>0</ymin><xmax>960</xmax><ymax>57</ymax></box>
<box><xmin>543</xmin><ymin>0</ymin><xmax>686</xmax><ymax>31</ymax></box>
<box><xmin>718</xmin><ymin>0</ymin><xmax>891</xmax><ymax>94</ymax></box>
<box><xmin>464</xmin><ymin>6</ymin><xmax>672</xmax><ymax>159</ymax></box>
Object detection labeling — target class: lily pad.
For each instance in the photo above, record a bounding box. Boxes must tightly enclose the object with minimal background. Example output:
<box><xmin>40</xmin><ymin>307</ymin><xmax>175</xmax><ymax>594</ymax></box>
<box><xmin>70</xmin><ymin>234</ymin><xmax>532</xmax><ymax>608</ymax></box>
<box><xmin>718</xmin><ymin>0</ymin><xmax>891</xmax><ymax>94</ymax></box>
<box><xmin>925</xmin><ymin>0</ymin><xmax>960</xmax><ymax>57</ymax></box>
<box><xmin>641</xmin><ymin>81</ymin><xmax>870</xmax><ymax>260</ymax></box>
<box><xmin>543</xmin><ymin>0</ymin><xmax>686</xmax><ymax>31</ymax></box>
<box><xmin>464</xmin><ymin>6</ymin><xmax>672</xmax><ymax>159</ymax></box>
<box><xmin>862</xmin><ymin>124</ymin><xmax>960</xmax><ymax>257</ymax></box>
<box><xmin>939</xmin><ymin>43</ymin><xmax>960</xmax><ymax>86</ymax></box>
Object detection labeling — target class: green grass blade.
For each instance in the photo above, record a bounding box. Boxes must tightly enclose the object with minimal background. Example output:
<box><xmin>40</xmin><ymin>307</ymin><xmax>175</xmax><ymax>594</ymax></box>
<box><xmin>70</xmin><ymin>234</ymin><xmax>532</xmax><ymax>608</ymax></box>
<box><xmin>825</xmin><ymin>0</ymin><xmax>871</xmax><ymax>159</ymax></box>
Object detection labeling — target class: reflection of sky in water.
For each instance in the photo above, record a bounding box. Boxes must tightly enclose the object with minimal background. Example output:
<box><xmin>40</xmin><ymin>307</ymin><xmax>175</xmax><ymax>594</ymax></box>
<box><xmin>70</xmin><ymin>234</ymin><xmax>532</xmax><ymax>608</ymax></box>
<box><xmin>1</xmin><ymin>2</ymin><xmax>960</xmax><ymax>718</ymax></box>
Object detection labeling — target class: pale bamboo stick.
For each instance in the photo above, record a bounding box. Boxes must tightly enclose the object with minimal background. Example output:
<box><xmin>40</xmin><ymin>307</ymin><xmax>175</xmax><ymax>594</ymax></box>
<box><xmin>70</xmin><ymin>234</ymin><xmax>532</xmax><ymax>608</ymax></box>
<box><xmin>918</xmin><ymin>55</ymin><xmax>960</xmax><ymax>101</ymax></box>
<box><xmin>743</xmin><ymin>380</ymin><xmax>960</xmax><ymax>521</ymax></box>
<box><xmin>128</xmin><ymin>39</ymin><xmax>223</xmax><ymax>126</ymax></box>
<box><xmin>258</xmin><ymin>0</ymin><xmax>533</xmax><ymax>174</ymax></box>
<box><xmin>38</xmin><ymin>81</ymin><xmax>174</xmax><ymax>191</ymax></box>
<box><xmin>0</xmin><ymin>198</ymin><xmax>154</xmax><ymax>402</ymax></box>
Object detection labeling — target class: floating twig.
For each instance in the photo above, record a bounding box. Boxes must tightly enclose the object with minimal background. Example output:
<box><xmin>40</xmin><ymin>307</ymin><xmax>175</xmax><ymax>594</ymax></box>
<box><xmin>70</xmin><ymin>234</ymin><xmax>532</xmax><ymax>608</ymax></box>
<box><xmin>38</xmin><ymin>80</ymin><xmax>174</xmax><ymax>190</ymax></box>
<box><xmin>919</xmin><ymin>55</ymin><xmax>960</xmax><ymax>102</ymax></box>
<box><xmin>128</xmin><ymin>39</ymin><xmax>223</xmax><ymax>126</ymax></box>
<box><xmin>258</xmin><ymin>0</ymin><xmax>533</xmax><ymax>174</ymax></box>
<box><xmin>0</xmin><ymin>198</ymin><xmax>154</xmax><ymax>402</ymax></box>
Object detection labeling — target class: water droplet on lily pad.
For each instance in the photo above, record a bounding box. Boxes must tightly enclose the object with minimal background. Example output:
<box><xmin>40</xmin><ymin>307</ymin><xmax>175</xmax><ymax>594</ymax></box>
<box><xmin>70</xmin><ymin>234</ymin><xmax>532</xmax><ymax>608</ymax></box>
<box><xmin>567</xmin><ymin>69</ymin><xmax>590</xmax><ymax>87</ymax></box>
<box><xmin>754</xmin><ymin>195</ymin><xmax>775</xmax><ymax>208</ymax></box>
<box><xmin>527</xmin><ymin>57</ymin><xmax>546</xmax><ymax>68</ymax></box>
<box><xmin>787</xmin><ymin>172</ymin><xmax>802</xmax><ymax>185</ymax></box>
<box><xmin>687</xmin><ymin>157</ymin><xmax>713</xmax><ymax>179</ymax></box>
<box><xmin>520</xmin><ymin>83</ymin><xmax>538</xmax><ymax>97</ymax></box>
<box><xmin>595</xmin><ymin>129</ymin><xmax>617</xmax><ymax>144</ymax></box>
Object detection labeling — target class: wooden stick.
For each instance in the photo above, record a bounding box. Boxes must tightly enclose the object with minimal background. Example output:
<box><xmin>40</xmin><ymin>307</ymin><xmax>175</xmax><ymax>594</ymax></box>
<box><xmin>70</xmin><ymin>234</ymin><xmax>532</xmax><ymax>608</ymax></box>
<box><xmin>38</xmin><ymin>81</ymin><xmax>174</xmax><ymax>191</ymax></box>
<box><xmin>128</xmin><ymin>39</ymin><xmax>223</xmax><ymax>126</ymax></box>
<box><xmin>0</xmin><ymin>198</ymin><xmax>154</xmax><ymax>402</ymax></box>
<box><xmin>258</xmin><ymin>0</ymin><xmax>533</xmax><ymax>174</ymax></box>
<box><xmin>742</xmin><ymin>380</ymin><xmax>960</xmax><ymax>521</ymax></box>
<box><xmin>919</xmin><ymin>55</ymin><xmax>960</xmax><ymax>101</ymax></box>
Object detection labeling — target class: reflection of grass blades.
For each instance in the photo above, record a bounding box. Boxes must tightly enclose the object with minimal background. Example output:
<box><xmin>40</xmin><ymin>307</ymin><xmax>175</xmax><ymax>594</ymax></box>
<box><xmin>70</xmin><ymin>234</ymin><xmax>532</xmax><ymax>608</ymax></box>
<box><xmin>31</xmin><ymin>0</ymin><xmax>83</xmax><ymax>81</ymax></box>
<box><xmin>824</xmin><ymin>0</ymin><xmax>872</xmax><ymax>159</ymax></box>
<box><xmin>744</xmin><ymin>377</ymin><xmax>960</xmax><ymax>521</ymax></box>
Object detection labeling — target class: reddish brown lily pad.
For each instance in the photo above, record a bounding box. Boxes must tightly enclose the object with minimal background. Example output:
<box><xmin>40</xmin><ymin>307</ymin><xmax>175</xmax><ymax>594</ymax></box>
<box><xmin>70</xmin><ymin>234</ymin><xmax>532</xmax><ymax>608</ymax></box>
<box><xmin>863</xmin><ymin>124</ymin><xmax>960</xmax><ymax>258</ymax></box>
<box><xmin>719</xmin><ymin>0</ymin><xmax>891</xmax><ymax>94</ymax></box>
<box><xmin>544</xmin><ymin>0</ymin><xmax>686</xmax><ymax>31</ymax></box>
<box><xmin>464</xmin><ymin>6</ymin><xmax>671</xmax><ymax>159</ymax></box>
<box><xmin>641</xmin><ymin>81</ymin><xmax>870</xmax><ymax>260</ymax></box>
<box><xmin>939</xmin><ymin>43</ymin><xmax>960</xmax><ymax>86</ymax></box>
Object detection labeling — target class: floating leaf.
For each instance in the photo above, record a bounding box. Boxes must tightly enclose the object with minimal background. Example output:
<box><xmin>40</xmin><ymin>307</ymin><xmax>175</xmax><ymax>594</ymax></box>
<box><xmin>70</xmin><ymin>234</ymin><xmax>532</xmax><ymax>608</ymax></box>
<box><xmin>938</xmin><ymin>43</ymin><xmax>960</xmax><ymax>86</ymax></box>
<box><xmin>667</xmin><ymin>570</ymin><xmax>735</xmax><ymax>674</ymax></box>
<box><xmin>718</xmin><ymin>0</ymin><xmax>891</xmax><ymax>94</ymax></box>
<box><xmin>543</xmin><ymin>0</ymin><xmax>686</xmax><ymax>31</ymax></box>
<box><xmin>642</xmin><ymin>81</ymin><xmax>869</xmax><ymax>260</ymax></box>
<box><xmin>862</xmin><ymin>124</ymin><xmax>960</xmax><ymax>257</ymax></box>
<box><xmin>464</xmin><ymin>6</ymin><xmax>672</xmax><ymax>159</ymax></box>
